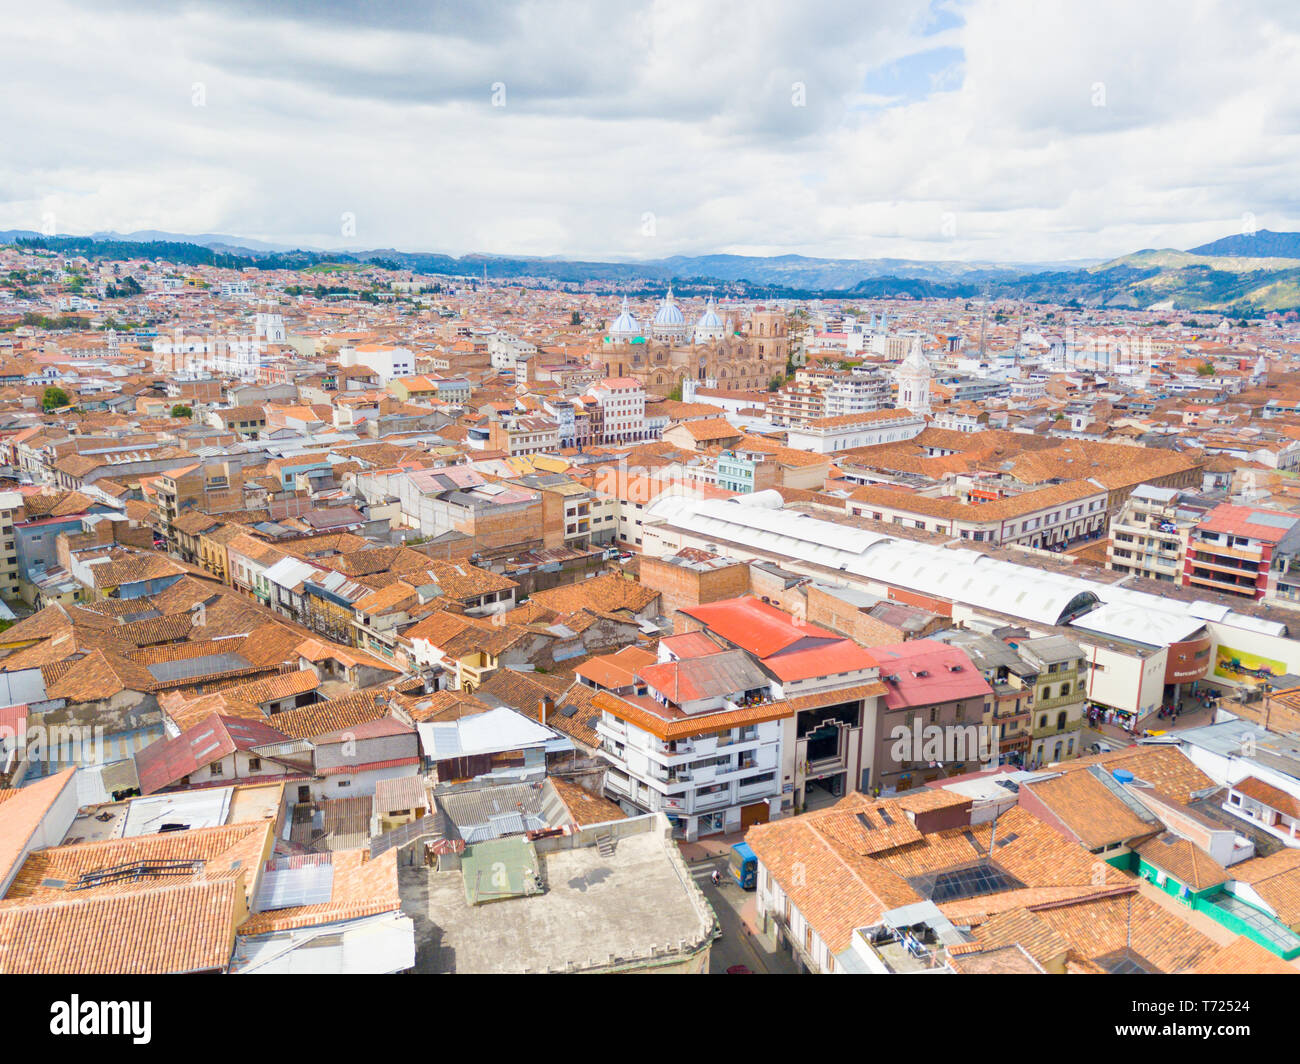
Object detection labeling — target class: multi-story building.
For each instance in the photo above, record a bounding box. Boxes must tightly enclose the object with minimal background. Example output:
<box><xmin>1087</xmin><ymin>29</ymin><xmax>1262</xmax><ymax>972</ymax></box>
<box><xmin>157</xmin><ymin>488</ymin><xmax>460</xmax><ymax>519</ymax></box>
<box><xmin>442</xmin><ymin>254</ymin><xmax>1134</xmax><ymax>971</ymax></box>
<box><xmin>767</xmin><ymin>368</ymin><xmax>890</xmax><ymax>427</ymax></box>
<box><xmin>1183</xmin><ymin>504</ymin><xmax>1300</xmax><ymax>602</ymax></box>
<box><xmin>715</xmin><ymin>447</ymin><xmax>780</xmax><ymax>494</ymax></box>
<box><xmin>848</xmin><ymin>479</ymin><xmax>1108</xmax><ymax>549</ymax></box>
<box><xmin>675</xmin><ymin>597</ymin><xmax>884</xmax><ymax>809</ymax></box>
<box><xmin>0</xmin><ymin>491</ymin><xmax>22</xmax><ymax>599</ymax></box>
<box><xmin>1016</xmin><ymin>635</ymin><xmax>1088</xmax><ymax>766</ymax></box>
<box><xmin>487</xmin><ymin>415</ymin><xmax>561</xmax><ymax>457</ymax></box>
<box><xmin>1108</xmin><ymin>484</ymin><xmax>1212</xmax><ymax>582</ymax></box>
<box><xmin>585</xmin><ymin>377</ymin><xmax>647</xmax><ymax>444</ymax></box>
<box><xmin>785</xmin><ymin>409</ymin><xmax>926</xmax><ymax>454</ymax></box>
<box><xmin>154</xmin><ymin>461</ymin><xmax>245</xmax><ymax>560</ymax></box>
<box><xmin>338</xmin><ymin>343</ymin><xmax>415</xmax><ymax>385</ymax></box>
<box><xmin>866</xmin><ymin>640</ymin><xmax>995</xmax><ymax>792</ymax></box>
<box><xmin>934</xmin><ymin>629</ymin><xmax>1035</xmax><ymax>767</ymax></box>
<box><xmin>487</xmin><ymin>332</ymin><xmax>537</xmax><ymax>373</ymax></box>
<box><xmin>595</xmin><ymin>646</ymin><xmax>788</xmax><ymax>840</ymax></box>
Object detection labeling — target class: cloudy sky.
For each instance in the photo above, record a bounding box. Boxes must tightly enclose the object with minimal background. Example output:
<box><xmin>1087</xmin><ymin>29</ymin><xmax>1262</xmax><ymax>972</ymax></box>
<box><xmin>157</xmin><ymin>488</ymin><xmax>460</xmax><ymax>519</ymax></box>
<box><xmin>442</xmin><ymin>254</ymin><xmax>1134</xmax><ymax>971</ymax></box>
<box><xmin>4</xmin><ymin>0</ymin><xmax>1299</xmax><ymax>263</ymax></box>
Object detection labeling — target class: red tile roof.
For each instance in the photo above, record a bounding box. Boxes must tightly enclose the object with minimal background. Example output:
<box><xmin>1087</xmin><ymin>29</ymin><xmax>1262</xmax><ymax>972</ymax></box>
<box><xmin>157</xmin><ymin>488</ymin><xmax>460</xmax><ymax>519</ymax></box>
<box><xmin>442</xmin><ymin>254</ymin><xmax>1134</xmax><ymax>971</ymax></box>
<box><xmin>869</xmin><ymin>640</ymin><xmax>993</xmax><ymax>710</ymax></box>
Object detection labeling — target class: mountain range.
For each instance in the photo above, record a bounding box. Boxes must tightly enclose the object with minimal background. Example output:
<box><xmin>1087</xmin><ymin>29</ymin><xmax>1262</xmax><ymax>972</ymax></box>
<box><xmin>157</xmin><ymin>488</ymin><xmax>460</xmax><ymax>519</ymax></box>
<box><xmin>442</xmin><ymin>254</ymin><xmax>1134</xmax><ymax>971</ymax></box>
<box><xmin>6</xmin><ymin>228</ymin><xmax>1300</xmax><ymax>312</ymax></box>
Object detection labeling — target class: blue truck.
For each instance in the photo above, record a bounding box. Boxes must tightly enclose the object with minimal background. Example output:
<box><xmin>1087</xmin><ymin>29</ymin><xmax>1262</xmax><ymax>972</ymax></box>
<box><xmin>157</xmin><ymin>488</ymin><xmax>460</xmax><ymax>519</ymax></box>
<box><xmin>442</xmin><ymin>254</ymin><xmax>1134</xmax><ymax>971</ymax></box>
<box><xmin>728</xmin><ymin>842</ymin><xmax>757</xmax><ymax>890</ymax></box>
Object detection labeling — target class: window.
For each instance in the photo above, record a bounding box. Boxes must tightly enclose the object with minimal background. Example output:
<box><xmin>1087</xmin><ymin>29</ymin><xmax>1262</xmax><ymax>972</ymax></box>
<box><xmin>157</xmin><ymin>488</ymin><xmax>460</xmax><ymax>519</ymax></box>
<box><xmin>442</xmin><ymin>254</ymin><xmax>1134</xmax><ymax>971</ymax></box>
<box><xmin>209</xmin><ymin>761</ymin><xmax>224</xmax><ymax>776</ymax></box>
<box><xmin>247</xmin><ymin>757</ymin><xmax>261</xmax><ymax>772</ymax></box>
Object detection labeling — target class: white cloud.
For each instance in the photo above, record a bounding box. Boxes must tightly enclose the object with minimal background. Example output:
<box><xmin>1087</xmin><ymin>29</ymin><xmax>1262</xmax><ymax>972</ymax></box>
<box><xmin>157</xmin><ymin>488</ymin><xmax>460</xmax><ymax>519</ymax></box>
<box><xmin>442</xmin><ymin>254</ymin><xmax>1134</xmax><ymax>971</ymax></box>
<box><xmin>1</xmin><ymin>0</ymin><xmax>1297</xmax><ymax>263</ymax></box>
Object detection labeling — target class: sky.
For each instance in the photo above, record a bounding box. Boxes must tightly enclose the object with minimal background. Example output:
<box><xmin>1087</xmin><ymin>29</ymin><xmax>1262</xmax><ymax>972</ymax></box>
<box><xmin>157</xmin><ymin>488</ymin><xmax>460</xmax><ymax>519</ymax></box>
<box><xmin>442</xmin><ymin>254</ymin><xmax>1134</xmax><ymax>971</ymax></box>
<box><xmin>4</xmin><ymin>0</ymin><xmax>1300</xmax><ymax>264</ymax></box>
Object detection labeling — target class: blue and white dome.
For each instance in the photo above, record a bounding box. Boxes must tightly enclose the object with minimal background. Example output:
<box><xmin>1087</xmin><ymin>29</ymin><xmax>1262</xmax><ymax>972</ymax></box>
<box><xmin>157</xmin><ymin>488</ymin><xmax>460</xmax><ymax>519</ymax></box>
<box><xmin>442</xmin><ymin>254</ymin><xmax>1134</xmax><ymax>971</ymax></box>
<box><xmin>653</xmin><ymin>288</ymin><xmax>685</xmax><ymax>327</ymax></box>
<box><xmin>693</xmin><ymin>295</ymin><xmax>727</xmax><ymax>343</ymax></box>
<box><xmin>650</xmin><ymin>287</ymin><xmax>690</xmax><ymax>342</ymax></box>
<box><xmin>608</xmin><ymin>295</ymin><xmax>640</xmax><ymax>340</ymax></box>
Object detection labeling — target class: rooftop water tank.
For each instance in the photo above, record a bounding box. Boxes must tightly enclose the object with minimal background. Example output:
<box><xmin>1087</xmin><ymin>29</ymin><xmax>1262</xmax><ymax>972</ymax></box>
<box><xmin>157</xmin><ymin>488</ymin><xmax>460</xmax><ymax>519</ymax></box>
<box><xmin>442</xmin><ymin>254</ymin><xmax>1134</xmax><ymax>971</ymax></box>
<box><xmin>1113</xmin><ymin>769</ymin><xmax>1135</xmax><ymax>784</ymax></box>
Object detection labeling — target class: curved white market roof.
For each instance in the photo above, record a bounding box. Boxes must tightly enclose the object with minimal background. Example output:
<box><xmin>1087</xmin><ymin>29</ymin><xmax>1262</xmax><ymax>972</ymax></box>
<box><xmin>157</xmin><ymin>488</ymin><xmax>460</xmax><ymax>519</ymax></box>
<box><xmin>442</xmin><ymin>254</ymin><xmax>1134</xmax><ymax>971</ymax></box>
<box><xmin>647</xmin><ymin>495</ymin><xmax>1286</xmax><ymax>646</ymax></box>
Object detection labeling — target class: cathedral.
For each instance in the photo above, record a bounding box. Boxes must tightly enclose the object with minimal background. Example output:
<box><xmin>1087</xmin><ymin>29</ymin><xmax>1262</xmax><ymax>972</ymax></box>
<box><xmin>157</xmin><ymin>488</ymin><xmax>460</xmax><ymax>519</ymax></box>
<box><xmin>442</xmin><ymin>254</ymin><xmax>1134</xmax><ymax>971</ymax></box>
<box><xmin>598</xmin><ymin>290</ymin><xmax>788</xmax><ymax>396</ymax></box>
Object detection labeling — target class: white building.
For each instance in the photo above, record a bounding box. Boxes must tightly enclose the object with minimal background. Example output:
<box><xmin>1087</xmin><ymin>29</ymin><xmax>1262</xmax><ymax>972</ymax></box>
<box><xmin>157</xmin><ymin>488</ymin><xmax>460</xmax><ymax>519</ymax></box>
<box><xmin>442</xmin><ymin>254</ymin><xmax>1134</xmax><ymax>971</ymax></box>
<box><xmin>895</xmin><ymin>337</ymin><xmax>932</xmax><ymax>416</ymax></box>
<box><xmin>784</xmin><ymin>409</ymin><xmax>926</xmax><ymax>454</ymax></box>
<box><xmin>597</xmin><ymin>648</ymin><xmax>786</xmax><ymax>840</ymax></box>
<box><xmin>339</xmin><ymin>344</ymin><xmax>415</xmax><ymax>385</ymax></box>
<box><xmin>586</xmin><ymin>377</ymin><xmax>647</xmax><ymax>444</ymax></box>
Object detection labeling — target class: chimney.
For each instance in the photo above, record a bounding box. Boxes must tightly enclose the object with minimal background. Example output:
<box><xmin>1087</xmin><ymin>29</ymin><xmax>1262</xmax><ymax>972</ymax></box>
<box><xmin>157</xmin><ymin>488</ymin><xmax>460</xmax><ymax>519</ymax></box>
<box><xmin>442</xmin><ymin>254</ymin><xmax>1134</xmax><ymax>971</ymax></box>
<box><xmin>539</xmin><ymin>696</ymin><xmax>554</xmax><ymax>725</ymax></box>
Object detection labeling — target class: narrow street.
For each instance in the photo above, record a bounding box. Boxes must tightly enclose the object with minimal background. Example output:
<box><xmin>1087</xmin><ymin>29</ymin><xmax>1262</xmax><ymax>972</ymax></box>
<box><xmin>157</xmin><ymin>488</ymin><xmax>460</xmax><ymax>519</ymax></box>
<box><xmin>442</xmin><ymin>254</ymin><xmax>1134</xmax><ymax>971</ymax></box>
<box><xmin>687</xmin><ymin>854</ymin><xmax>800</xmax><ymax>975</ymax></box>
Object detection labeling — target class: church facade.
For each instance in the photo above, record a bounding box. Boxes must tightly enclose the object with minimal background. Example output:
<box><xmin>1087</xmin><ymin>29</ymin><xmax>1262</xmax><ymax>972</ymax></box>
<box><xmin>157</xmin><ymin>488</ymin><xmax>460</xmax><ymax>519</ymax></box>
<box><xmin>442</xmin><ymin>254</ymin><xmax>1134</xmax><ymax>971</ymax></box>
<box><xmin>598</xmin><ymin>291</ymin><xmax>789</xmax><ymax>397</ymax></box>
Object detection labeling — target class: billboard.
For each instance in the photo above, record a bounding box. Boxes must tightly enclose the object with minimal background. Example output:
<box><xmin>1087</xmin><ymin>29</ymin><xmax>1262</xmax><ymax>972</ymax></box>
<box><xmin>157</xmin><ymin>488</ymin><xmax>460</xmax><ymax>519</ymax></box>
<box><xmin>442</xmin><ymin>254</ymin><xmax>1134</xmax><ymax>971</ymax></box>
<box><xmin>1213</xmin><ymin>644</ymin><xmax>1287</xmax><ymax>685</ymax></box>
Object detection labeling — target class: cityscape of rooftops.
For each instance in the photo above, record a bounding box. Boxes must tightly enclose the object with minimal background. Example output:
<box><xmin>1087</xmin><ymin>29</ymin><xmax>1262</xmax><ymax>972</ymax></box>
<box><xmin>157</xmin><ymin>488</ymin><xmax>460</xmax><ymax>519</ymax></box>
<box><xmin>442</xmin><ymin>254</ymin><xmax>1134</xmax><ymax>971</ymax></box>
<box><xmin>0</xmin><ymin>0</ymin><xmax>1296</xmax><ymax>1032</ymax></box>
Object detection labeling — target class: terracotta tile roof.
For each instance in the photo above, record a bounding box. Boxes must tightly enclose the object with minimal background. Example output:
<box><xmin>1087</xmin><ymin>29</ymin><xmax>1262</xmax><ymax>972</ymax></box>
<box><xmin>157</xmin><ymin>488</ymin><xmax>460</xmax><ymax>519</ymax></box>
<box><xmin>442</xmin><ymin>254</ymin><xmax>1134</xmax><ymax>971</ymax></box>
<box><xmin>594</xmin><ymin>689</ymin><xmax>793</xmax><ymax>742</ymax></box>
<box><xmin>269</xmin><ymin>691</ymin><xmax>393</xmax><ymax>741</ymax></box>
<box><xmin>0</xmin><ymin>877</ymin><xmax>242</xmax><ymax>974</ymax></box>
<box><xmin>1234</xmin><ymin>775</ymin><xmax>1300</xmax><ymax>819</ymax></box>
<box><xmin>43</xmin><ymin>648</ymin><xmax>157</xmax><ymax>702</ymax></box>
<box><xmin>393</xmin><ymin>689</ymin><xmax>492</xmax><ymax>723</ymax></box>
<box><xmin>1020</xmin><ymin>770</ymin><xmax>1158</xmax><ymax>850</ymax></box>
<box><xmin>0</xmin><ymin>769</ymin><xmax>77</xmax><ymax>889</ymax></box>
<box><xmin>1226</xmin><ymin>849</ymin><xmax>1300</xmax><ymax>926</ymax></box>
<box><xmin>537</xmin><ymin>681</ymin><xmax>604</xmax><ymax>750</ymax></box>
<box><xmin>549</xmin><ymin>777</ymin><xmax>627</xmax><ymax>827</ymax></box>
<box><xmin>527</xmin><ymin>574</ymin><xmax>659</xmax><ymax>617</ymax></box>
<box><xmin>1134</xmin><ymin>833</ymin><xmax>1229</xmax><ymax>891</ymax></box>
<box><xmin>1030</xmin><ymin>891</ymin><xmax>1219</xmax><ymax>973</ymax></box>
<box><xmin>1185</xmin><ymin>936</ymin><xmax>1298</xmax><ymax>974</ymax></box>
<box><xmin>1055</xmin><ymin>745</ymin><xmax>1215</xmax><ymax>805</ymax></box>
<box><xmin>5</xmin><ymin>821</ymin><xmax>271</xmax><ymax>906</ymax></box>
<box><xmin>239</xmin><ymin>848</ymin><xmax>401</xmax><ymax>935</ymax></box>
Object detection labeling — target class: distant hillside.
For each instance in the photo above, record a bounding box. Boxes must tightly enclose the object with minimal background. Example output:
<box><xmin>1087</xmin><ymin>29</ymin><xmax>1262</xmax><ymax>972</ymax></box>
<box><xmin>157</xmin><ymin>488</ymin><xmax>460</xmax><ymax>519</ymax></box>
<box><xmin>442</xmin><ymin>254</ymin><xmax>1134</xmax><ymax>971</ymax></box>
<box><xmin>5</xmin><ymin>227</ymin><xmax>1300</xmax><ymax>311</ymax></box>
<box><xmin>1189</xmin><ymin>229</ymin><xmax>1300</xmax><ymax>259</ymax></box>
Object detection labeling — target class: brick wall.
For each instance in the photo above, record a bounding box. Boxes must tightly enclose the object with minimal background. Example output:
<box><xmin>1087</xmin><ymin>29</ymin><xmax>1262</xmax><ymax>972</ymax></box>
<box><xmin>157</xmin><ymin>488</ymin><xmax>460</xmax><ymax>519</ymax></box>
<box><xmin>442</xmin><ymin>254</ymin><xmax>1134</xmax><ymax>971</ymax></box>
<box><xmin>640</xmin><ymin>555</ymin><xmax>749</xmax><ymax>617</ymax></box>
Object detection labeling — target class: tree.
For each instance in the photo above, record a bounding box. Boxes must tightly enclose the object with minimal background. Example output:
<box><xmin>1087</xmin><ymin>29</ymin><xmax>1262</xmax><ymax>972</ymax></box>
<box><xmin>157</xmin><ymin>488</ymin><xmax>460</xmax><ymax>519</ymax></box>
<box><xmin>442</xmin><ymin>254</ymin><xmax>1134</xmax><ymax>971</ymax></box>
<box><xmin>1196</xmin><ymin>362</ymin><xmax>1216</xmax><ymax>377</ymax></box>
<box><xmin>42</xmin><ymin>386</ymin><xmax>70</xmax><ymax>410</ymax></box>
<box><xmin>171</xmin><ymin>404</ymin><xmax>193</xmax><ymax>419</ymax></box>
<box><xmin>569</xmin><ymin>310</ymin><xmax>581</xmax><ymax>326</ymax></box>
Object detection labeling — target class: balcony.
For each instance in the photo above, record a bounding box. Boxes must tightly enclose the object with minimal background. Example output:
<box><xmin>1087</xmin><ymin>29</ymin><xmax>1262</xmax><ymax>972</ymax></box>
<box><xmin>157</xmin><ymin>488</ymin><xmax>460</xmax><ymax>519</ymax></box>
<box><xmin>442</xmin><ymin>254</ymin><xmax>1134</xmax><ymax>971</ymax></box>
<box><xmin>718</xmin><ymin>729</ymin><xmax>760</xmax><ymax>748</ymax></box>
<box><xmin>1034</xmin><ymin>691</ymin><xmax>1083</xmax><ymax>711</ymax></box>
<box><xmin>1031</xmin><ymin>717</ymin><xmax>1084</xmax><ymax>740</ymax></box>
<box><xmin>1188</xmin><ymin>571</ymin><xmax>1258</xmax><ymax>597</ymax></box>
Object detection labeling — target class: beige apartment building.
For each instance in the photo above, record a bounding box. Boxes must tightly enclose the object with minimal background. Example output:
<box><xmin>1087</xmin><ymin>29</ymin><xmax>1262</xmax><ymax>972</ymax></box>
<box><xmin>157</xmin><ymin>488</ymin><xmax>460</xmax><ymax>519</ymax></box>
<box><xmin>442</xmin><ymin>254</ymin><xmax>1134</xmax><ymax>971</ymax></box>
<box><xmin>1107</xmin><ymin>483</ymin><xmax>1210</xmax><ymax>583</ymax></box>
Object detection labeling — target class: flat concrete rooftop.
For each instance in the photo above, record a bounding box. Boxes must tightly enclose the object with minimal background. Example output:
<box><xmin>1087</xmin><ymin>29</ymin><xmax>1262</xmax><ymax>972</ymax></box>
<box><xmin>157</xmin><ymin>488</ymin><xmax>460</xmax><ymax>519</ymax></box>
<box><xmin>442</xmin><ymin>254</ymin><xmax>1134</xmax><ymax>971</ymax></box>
<box><xmin>402</xmin><ymin>825</ymin><xmax>715</xmax><ymax>973</ymax></box>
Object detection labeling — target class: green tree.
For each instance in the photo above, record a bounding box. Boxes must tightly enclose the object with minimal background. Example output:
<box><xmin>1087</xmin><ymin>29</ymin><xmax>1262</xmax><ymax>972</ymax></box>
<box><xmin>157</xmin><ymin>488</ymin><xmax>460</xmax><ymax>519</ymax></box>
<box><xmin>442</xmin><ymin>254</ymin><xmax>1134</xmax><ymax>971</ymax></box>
<box><xmin>171</xmin><ymin>404</ymin><xmax>193</xmax><ymax>419</ymax></box>
<box><xmin>1196</xmin><ymin>362</ymin><xmax>1215</xmax><ymax>377</ymax></box>
<box><xmin>42</xmin><ymin>386</ymin><xmax>71</xmax><ymax>410</ymax></box>
<box><xmin>570</xmin><ymin>310</ymin><xmax>581</xmax><ymax>326</ymax></box>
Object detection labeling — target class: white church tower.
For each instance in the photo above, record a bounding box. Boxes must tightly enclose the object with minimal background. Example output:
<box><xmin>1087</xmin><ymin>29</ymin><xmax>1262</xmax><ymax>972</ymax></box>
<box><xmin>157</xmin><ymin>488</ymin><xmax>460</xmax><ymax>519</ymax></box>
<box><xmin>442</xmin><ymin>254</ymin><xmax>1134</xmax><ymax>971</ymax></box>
<box><xmin>896</xmin><ymin>337</ymin><xmax>931</xmax><ymax>416</ymax></box>
<box><xmin>255</xmin><ymin>306</ymin><xmax>285</xmax><ymax>343</ymax></box>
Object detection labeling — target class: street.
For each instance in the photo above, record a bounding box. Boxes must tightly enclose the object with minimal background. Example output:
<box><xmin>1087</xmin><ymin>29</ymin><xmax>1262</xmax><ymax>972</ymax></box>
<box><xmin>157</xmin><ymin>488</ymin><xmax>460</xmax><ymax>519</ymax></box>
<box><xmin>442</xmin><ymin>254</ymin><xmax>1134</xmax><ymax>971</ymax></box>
<box><xmin>688</xmin><ymin>856</ymin><xmax>800</xmax><ymax>975</ymax></box>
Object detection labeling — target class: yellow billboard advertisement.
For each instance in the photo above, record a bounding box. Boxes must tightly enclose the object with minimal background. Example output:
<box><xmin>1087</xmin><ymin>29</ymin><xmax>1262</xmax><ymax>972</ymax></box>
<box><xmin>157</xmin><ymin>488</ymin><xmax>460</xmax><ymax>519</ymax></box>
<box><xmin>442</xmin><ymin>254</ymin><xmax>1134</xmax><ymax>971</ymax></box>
<box><xmin>1213</xmin><ymin>644</ymin><xmax>1287</xmax><ymax>685</ymax></box>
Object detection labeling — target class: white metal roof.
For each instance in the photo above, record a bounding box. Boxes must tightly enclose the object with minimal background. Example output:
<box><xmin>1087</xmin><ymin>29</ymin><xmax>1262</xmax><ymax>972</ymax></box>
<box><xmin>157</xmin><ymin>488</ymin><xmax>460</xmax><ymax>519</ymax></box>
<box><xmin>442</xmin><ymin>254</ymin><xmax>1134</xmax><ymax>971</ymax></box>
<box><xmin>647</xmin><ymin>495</ymin><xmax>1282</xmax><ymax>645</ymax></box>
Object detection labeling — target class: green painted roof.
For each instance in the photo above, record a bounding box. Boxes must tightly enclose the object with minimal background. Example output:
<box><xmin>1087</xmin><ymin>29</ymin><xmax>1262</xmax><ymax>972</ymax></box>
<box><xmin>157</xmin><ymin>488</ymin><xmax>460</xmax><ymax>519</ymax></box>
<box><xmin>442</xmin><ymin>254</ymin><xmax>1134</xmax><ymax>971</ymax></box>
<box><xmin>461</xmin><ymin>837</ymin><xmax>541</xmax><ymax>906</ymax></box>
